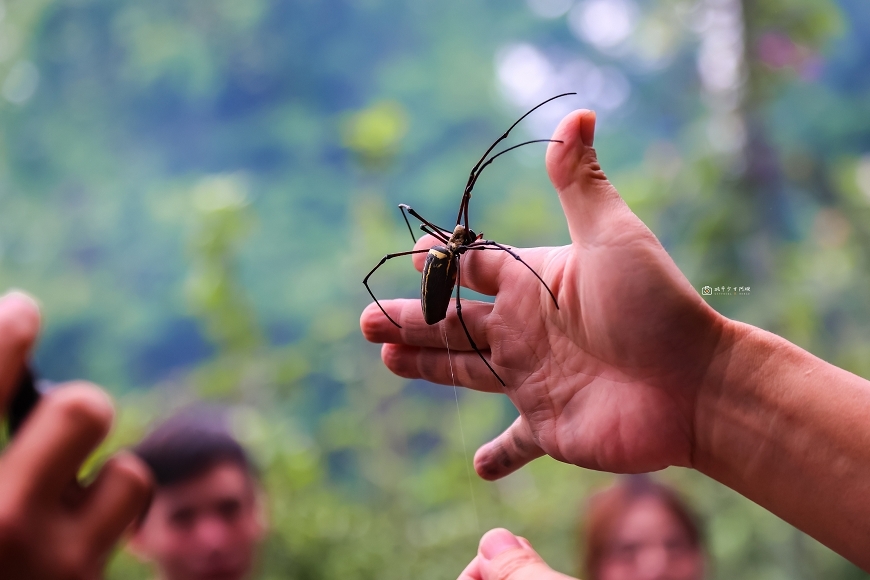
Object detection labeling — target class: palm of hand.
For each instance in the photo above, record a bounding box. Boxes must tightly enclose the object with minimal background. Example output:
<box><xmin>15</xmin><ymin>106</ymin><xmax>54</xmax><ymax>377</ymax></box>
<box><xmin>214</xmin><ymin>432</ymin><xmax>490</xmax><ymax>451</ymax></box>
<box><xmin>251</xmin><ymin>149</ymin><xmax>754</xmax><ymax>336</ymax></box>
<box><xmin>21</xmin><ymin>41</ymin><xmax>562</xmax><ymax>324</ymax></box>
<box><xmin>486</xmin><ymin>205</ymin><xmax>724</xmax><ymax>474</ymax></box>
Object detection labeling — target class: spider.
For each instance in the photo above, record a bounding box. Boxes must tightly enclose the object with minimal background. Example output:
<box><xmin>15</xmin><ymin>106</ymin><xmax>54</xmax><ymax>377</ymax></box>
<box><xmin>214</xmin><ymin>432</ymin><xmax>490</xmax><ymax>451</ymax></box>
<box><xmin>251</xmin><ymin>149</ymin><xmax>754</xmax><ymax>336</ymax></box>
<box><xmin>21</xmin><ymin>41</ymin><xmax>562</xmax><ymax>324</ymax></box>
<box><xmin>363</xmin><ymin>93</ymin><xmax>573</xmax><ymax>386</ymax></box>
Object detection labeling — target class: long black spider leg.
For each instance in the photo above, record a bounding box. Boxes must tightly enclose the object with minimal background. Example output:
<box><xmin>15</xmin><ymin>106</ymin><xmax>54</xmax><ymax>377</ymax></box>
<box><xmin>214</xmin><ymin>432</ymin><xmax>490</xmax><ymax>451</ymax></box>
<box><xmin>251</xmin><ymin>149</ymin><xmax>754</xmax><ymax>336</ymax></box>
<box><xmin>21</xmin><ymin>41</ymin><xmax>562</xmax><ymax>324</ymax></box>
<box><xmin>420</xmin><ymin>224</ymin><xmax>450</xmax><ymax>243</ymax></box>
<box><xmin>466</xmin><ymin>139</ymin><xmax>562</xmax><ymax>197</ymax></box>
<box><xmin>363</xmin><ymin>248</ymin><xmax>432</xmax><ymax>328</ymax></box>
<box><xmin>457</xmin><ymin>139</ymin><xmax>562</xmax><ymax>229</ymax></box>
<box><xmin>399</xmin><ymin>204</ymin><xmax>452</xmax><ymax>241</ymax></box>
<box><xmin>454</xmin><ymin>258</ymin><xmax>506</xmax><ymax>387</ymax></box>
<box><xmin>469</xmin><ymin>93</ymin><xmax>577</xmax><ymax>180</ymax></box>
<box><xmin>456</xmin><ymin>92</ymin><xmax>577</xmax><ymax>226</ymax></box>
<box><xmin>399</xmin><ymin>205</ymin><xmax>418</xmax><ymax>243</ymax></box>
<box><xmin>467</xmin><ymin>240</ymin><xmax>559</xmax><ymax>309</ymax></box>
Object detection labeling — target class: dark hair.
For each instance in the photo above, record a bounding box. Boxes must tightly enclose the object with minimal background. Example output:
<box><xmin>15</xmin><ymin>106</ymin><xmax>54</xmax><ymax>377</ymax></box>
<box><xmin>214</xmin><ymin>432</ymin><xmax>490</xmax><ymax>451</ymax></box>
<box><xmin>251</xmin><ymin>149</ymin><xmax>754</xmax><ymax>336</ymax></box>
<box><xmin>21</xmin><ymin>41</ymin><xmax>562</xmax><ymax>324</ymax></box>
<box><xmin>133</xmin><ymin>406</ymin><xmax>254</xmax><ymax>488</ymax></box>
<box><xmin>582</xmin><ymin>475</ymin><xmax>704</xmax><ymax>580</ymax></box>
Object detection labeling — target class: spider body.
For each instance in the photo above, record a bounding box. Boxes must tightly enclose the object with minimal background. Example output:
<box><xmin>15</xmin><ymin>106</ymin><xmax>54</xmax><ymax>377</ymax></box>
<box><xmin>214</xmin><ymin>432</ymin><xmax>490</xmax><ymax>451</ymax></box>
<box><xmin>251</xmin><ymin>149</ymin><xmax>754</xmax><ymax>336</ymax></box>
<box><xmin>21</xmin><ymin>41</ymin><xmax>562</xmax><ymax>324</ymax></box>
<box><xmin>421</xmin><ymin>225</ymin><xmax>477</xmax><ymax>325</ymax></box>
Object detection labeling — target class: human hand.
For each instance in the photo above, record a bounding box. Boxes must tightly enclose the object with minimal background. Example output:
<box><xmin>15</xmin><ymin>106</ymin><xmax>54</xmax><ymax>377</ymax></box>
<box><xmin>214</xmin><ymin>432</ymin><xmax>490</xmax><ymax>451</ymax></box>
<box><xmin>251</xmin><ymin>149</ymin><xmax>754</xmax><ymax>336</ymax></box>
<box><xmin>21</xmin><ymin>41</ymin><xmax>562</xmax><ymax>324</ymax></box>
<box><xmin>0</xmin><ymin>291</ymin><xmax>153</xmax><ymax>579</ymax></box>
<box><xmin>361</xmin><ymin>110</ymin><xmax>734</xmax><ymax>478</ymax></box>
<box><xmin>458</xmin><ymin>528</ymin><xmax>577</xmax><ymax>580</ymax></box>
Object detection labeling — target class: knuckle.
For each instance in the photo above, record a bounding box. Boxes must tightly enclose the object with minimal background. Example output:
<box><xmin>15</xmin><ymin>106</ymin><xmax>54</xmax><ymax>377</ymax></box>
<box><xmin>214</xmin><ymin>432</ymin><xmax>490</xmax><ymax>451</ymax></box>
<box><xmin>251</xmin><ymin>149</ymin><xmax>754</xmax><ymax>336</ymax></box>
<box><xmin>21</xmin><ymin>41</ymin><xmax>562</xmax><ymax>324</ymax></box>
<box><xmin>488</xmin><ymin>441</ymin><xmax>514</xmax><ymax>470</ymax></box>
<box><xmin>106</xmin><ymin>453</ymin><xmax>154</xmax><ymax>498</ymax></box>
<box><xmin>457</xmin><ymin>356</ymin><xmax>477</xmax><ymax>385</ymax></box>
<box><xmin>492</xmin><ymin>551</ymin><xmax>547</xmax><ymax>580</ymax></box>
<box><xmin>415</xmin><ymin>347</ymin><xmax>439</xmax><ymax>380</ymax></box>
<box><xmin>509</xmin><ymin>427</ymin><xmax>531</xmax><ymax>454</ymax></box>
<box><xmin>581</xmin><ymin>149</ymin><xmax>608</xmax><ymax>182</ymax></box>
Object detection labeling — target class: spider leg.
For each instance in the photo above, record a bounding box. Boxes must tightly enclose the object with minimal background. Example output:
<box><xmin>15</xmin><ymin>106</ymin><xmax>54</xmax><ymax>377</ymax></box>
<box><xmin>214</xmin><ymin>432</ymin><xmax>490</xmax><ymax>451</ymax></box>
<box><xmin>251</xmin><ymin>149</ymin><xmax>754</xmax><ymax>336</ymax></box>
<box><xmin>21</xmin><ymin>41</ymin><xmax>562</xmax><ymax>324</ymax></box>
<box><xmin>420</xmin><ymin>224</ymin><xmax>450</xmax><ymax>243</ymax></box>
<box><xmin>399</xmin><ymin>204</ymin><xmax>452</xmax><ymax>243</ymax></box>
<box><xmin>457</xmin><ymin>92</ymin><xmax>576</xmax><ymax>226</ymax></box>
<box><xmin>363</xmin><ymin>248</ymin><xmax>432</xmax><ymax>328</ymax></box>
<box><xmin>454</xmin><ymin>258</ymin><xmax>506</xmax><ymax>387</ymax></box>
<box><xmin>399</xmin><ymin>204</ymin><xmax>418</xmax><ymax>243</ymax></box>
<box><xmin>467</xmin><ymin>240</ymin><xmax>559</xmax><ymax>309</ymax></box>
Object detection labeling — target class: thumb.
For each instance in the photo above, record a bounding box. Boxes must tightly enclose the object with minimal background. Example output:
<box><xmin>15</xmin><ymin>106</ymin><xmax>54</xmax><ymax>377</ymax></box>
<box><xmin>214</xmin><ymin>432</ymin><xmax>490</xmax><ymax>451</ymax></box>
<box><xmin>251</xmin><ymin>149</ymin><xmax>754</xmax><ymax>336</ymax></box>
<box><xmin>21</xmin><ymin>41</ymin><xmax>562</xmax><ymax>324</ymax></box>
<box><xmin>546</xmin><ymin>110</ymin><xmax>631</xmax><ymax>245</ymax></box>
<box><xmin>477</xmin><ymin>529</ymin><xmax>576</xmax><ymax>580</ymax></box>
<box><xmin>473</xmin><ymin>416</ymin><xmax>544</xmax><ymax>481</ymax></box>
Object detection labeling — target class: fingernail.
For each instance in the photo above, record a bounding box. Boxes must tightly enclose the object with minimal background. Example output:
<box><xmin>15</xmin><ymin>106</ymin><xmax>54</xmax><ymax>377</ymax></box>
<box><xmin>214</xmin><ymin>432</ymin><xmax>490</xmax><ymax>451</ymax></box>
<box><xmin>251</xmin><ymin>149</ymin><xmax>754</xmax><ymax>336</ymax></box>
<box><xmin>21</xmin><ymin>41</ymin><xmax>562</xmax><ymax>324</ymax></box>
<box><xmin>480</xmin><ymin>528</ymin><xmax>522</xmax><ymax>560</ymax></box>
<box><xmin>580</xmin><ymin>110</ymin><xmax>596</xmax><ymax>147</ymax></box>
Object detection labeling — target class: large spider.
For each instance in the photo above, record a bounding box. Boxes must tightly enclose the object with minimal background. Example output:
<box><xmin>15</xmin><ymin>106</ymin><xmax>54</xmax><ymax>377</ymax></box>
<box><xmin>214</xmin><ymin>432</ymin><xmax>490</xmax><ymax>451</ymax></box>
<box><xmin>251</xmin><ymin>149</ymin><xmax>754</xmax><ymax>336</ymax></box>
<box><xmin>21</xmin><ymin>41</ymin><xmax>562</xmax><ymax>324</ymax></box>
<box><xmin>363</xmin><ymin>93</ymin><xmax>573</xmax><ymax>386</ymax></box>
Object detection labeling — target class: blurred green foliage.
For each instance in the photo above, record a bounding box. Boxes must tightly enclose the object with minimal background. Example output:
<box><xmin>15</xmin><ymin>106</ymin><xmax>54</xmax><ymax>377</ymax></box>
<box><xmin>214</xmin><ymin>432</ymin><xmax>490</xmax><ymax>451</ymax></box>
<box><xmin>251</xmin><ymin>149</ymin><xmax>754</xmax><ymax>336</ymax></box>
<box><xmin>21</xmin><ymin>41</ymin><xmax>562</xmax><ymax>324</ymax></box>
<box><xmin>1</xmin><ymin>0</ymin><xmax>870</xmax><ymax>577</ymax></box>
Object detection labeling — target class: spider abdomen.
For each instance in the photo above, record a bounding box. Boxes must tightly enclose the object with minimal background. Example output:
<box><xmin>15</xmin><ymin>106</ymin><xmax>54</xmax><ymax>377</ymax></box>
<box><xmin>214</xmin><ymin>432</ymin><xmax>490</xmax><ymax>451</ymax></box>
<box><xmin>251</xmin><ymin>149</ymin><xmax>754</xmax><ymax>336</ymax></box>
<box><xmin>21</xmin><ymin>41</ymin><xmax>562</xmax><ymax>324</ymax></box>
<box><xmin>421</xmin><ymin>246</ymin><xmax>457</xmax><ymax>325</ymax></box>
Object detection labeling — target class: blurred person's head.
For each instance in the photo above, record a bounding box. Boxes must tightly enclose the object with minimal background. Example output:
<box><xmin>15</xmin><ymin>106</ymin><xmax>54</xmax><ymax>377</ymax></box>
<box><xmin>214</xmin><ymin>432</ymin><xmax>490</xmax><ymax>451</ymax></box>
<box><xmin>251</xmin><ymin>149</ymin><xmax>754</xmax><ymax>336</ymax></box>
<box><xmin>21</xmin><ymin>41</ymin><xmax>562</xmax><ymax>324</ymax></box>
<box><xmin>583</xmin><ymin>475</ymin><xmax>705</xmax><ymax>580</ymax></box>
<box><xmin>129</xmin><ymin>408</ymin><xmax>265</xmax><ymax>580</ymax></box>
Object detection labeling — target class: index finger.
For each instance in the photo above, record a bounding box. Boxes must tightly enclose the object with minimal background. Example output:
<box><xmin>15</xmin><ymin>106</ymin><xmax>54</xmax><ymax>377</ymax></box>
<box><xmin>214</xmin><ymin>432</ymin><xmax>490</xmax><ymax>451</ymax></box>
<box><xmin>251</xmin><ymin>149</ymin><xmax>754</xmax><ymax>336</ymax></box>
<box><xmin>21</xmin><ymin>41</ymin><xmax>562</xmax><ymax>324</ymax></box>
<box><xmin>0</xmin><ymin>382</ymin><xmax>114</xmax><ymax>503</ymax></box>
<box><xmin>0</xmin><ymin>291</ymin><xmax>40</xmax><ymax>410</ymax></box>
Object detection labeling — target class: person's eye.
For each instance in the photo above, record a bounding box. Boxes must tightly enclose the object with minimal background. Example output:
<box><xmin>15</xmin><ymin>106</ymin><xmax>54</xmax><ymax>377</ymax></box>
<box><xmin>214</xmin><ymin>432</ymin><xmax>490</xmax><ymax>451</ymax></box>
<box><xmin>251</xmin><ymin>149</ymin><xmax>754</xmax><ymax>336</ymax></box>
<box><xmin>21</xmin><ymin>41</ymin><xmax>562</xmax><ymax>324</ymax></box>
<box><xmin>217</xmin><ymin>499</ymin><xmax>242</xmax><ymax>521</ymax></box>
<box><xmin>170</xmin><ymin>509</ymin><xmax>196</xmax><ymax>528</ymax></box>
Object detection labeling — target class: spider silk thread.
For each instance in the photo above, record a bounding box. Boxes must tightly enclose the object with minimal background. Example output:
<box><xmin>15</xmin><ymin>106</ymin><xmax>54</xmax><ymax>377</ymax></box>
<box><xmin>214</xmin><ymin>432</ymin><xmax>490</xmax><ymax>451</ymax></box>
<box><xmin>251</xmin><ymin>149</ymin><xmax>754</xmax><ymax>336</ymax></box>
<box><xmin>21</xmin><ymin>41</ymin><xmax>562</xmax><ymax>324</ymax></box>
<box><xmin>443</xmin><ymin>323</ymin><xmax>481</xmax><ymax>534</ymax></box>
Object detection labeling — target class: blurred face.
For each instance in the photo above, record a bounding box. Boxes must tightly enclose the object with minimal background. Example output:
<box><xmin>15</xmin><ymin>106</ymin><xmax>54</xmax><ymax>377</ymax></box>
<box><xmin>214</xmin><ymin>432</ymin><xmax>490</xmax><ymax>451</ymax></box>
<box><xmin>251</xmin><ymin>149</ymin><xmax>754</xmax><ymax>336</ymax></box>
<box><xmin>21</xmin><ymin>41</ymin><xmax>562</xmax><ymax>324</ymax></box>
<box><xmin>597</xmin><ymin>497</ymin><xmax>704</xmax><ymax>580</ymax></box>
<box><xmin>131</xmin><ymin>462</ymin><xmax>264</xmax><ymax>580</ymax></box>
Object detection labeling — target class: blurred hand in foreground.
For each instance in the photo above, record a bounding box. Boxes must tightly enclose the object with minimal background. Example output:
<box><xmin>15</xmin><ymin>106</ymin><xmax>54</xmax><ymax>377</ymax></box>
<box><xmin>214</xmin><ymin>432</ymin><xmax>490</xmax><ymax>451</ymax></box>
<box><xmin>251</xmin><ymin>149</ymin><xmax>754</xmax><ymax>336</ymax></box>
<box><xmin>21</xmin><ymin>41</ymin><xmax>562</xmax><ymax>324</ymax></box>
<box><xmin>458</xmin><ymin>529</ymin><xmax>576</xmax><ymax>580</ymax></box>
<box><xmin>361</xmin><ymin>109</ymin><xmax>727</xmax><ymax>479</ymax></box>
<box><xmin>0</xmin><ymin>291</ymin><xmax>152</xmax><ymax>579</ymax></box>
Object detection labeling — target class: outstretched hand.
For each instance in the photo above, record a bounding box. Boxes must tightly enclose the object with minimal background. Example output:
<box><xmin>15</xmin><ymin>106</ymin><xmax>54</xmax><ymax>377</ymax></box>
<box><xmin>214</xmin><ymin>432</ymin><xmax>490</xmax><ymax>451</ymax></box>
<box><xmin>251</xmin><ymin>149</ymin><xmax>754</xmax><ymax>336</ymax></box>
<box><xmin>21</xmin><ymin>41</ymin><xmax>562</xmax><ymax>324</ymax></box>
<box><xmin>0</xmin><ymin>291</ymin><xmax>153</xmax><ymax>579</ymax></box>
<box><xmin>361</xmin><ymin>110</ymin><xmax>732</xmax><ymax>479</ymax></box>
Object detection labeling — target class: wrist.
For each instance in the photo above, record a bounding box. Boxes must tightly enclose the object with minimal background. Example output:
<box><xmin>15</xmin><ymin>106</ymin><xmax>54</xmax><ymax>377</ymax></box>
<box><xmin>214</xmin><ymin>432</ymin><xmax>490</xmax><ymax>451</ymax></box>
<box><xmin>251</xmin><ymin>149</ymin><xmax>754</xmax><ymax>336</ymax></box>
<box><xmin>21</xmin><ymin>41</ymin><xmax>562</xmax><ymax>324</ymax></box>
<box><xmin>689</xmin><ymin>316</ymin><xmax>843</xmax><ymax>480</ymax></box>
<box><xmin>690</xmin><ymin>317</ymin><xmax>768</xmax><ymax>473</ymax></box>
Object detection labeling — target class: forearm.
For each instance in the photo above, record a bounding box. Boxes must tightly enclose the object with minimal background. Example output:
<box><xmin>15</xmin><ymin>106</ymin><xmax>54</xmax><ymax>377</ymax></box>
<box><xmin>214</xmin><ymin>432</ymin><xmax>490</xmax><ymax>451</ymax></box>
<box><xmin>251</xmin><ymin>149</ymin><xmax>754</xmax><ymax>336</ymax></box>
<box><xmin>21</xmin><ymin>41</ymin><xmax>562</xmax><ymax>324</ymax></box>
<box><xmin>694</xmin><ymin>320</ymin><xmax>870</xmax><ymax>568</ymax></box>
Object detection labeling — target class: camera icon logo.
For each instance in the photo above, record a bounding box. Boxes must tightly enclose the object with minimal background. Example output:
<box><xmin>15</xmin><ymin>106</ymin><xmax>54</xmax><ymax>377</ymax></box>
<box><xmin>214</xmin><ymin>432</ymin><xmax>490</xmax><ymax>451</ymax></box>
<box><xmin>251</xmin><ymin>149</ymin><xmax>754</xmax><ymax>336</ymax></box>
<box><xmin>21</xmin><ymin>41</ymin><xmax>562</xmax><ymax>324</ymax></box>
<box><xmin>701</xmin><ymin>286</ymin><xmax>712</xmax><ymax>296</ymax></box>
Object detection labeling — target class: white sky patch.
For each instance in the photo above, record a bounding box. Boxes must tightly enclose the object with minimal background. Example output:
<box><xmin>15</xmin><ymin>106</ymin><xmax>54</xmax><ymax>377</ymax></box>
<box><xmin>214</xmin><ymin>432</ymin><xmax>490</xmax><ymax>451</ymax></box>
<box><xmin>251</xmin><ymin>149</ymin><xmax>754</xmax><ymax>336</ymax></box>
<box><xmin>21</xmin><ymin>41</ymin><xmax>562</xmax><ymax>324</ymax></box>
<box><xmin>526</xmin><ymin>0</ymin><xmax>574</xmax><ymax>19</ymax></box>
<box><xmin>568</xmin><ymin>0</ymin><xmax>638</xmax><ymax>52</ymax></box>
<box><xmin>2</xmin><ymin>60</ymin><xmax>38</xmax><ymax>104</ymax></box>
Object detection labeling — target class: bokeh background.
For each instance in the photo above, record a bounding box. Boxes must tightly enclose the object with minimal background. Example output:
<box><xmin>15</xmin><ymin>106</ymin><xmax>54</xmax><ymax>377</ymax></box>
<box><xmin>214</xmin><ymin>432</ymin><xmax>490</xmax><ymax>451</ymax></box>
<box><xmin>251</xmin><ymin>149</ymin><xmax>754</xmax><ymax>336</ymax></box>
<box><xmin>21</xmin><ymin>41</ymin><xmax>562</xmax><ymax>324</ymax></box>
<box><xmin>1</xmin><ymin>0</ymin><xmax>869</xmax><ymax>577</ymax></box>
